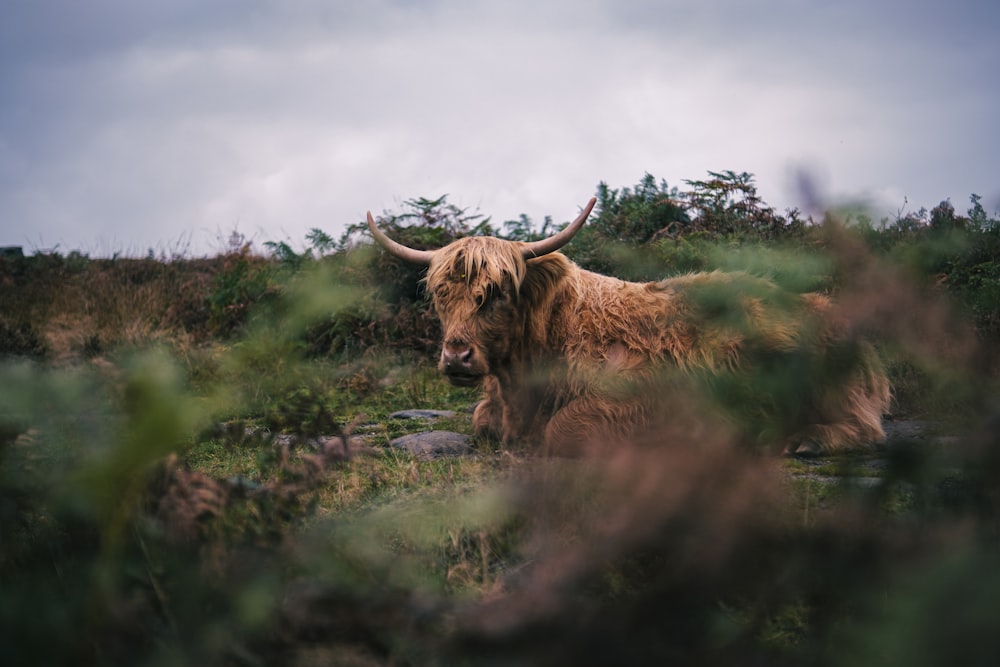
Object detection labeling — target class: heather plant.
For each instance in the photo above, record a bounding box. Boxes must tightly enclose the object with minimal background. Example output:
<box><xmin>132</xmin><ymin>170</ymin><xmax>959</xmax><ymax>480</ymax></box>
<box><xmin>0</xmin><ymin>263</ymin><xmax>441</xmax><ymax>664</ymax></box>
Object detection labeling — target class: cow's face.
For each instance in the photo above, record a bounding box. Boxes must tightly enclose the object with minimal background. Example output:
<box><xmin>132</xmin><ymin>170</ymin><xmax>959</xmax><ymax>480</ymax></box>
<box><xmin>425</xmin><ymin>237</ymin><xmax>528</xmax><ymax>385</ymax></box>
<box><xmin>367</xmin><ymin>198</ymin><xmax>595</xmax><ymax>385</ymax></box>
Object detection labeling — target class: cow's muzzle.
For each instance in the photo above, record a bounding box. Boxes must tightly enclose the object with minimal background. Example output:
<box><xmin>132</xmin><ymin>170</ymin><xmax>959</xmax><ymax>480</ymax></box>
<box><xmin>444</xmin><ymin>371</ymin><xmax>484</xmax><ymax>387</ymax></box>
<box><xmin>441</xmin><ymin>340</ymin><xmax>484</xmax><ymax>386</ymax></box>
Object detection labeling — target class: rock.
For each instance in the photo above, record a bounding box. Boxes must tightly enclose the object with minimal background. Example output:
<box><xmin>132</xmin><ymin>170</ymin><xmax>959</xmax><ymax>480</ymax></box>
<box><xmin>883</xmin><ymin>420</ymin><xmax>946</xmax><ymax>443</ymax></box>
<box><xmin>389</xmin><ymin>409</ymin><xmax>458</xmax><ymax>420</ymax></box>
<box><xmin>390</xmin><ymin>430</ymin><xmax>471</xmax><ymax>460</ymax></box>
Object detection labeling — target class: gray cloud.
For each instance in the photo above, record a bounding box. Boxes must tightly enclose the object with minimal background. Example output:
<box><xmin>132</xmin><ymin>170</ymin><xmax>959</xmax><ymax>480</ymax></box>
<box><xmin>1</xmin><ymin>0</ymin><xmax>997</xmax><ymax>254</ymax></box>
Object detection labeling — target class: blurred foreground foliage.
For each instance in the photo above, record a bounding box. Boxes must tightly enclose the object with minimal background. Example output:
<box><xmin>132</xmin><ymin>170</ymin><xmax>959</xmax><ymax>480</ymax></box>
<box><xmin>2</xmin><ymin>173</ymin><xmax>1000</xmax><ymax>665</ymax></box>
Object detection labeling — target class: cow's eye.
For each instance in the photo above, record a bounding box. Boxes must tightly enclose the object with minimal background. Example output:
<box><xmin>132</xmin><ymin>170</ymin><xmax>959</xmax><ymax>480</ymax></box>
<box><xmin>476</xmin><ymin>289</ymin><xmax>506</xmax><ymax>312</ymax></box>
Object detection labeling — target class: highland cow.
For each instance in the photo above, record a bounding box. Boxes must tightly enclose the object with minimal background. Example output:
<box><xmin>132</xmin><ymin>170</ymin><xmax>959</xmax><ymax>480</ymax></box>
<box><xmin>368</xmin><ymin>198</ymin><xmax>890</xmax><ymax>455</ymax></box>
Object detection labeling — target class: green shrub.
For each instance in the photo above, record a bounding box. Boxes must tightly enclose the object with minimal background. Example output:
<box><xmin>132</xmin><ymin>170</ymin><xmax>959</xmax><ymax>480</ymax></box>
<box><xmin>0</xmin><ymin>321</ymin><xmax>47</xmax><ymax>357</ymax></box>
<box><xmin>854</xmin><ymin>195</ymin><xmax>1000</xmax><ymax>343</ymax></box>
<box><xmin>206</xmin><ymin>246</ymin><xmax>277</xmax><ymax>339</ymax></box>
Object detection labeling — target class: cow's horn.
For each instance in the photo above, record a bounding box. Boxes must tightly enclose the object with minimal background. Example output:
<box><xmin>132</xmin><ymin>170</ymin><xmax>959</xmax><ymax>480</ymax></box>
<box><xmin>521</xmin><ymin>197</ymin><xmax>597</xmax><ymax>259</ymax></box>
<box><xmin>367</xmin><ymin>212</ymin><xmax>436</xmax><ymax>265</ymax></box>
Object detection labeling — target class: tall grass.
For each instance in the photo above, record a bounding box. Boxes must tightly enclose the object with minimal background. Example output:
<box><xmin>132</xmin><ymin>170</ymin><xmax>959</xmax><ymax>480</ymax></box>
<box><xmin>1</xmin><ymin>253</ymin><xmax>219</xmax><ymax>358</ymax></box>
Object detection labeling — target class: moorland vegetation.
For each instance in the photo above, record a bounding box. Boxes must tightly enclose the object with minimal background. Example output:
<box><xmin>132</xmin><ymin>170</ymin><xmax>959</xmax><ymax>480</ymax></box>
<box><xmin>2</xmin><ymin>172</ymin><xmax>1000</xmax><ymax>665</ymax></box>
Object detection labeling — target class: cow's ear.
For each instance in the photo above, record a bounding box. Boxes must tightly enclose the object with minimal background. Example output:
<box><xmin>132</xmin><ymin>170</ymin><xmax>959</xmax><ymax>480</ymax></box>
<box><xmin>521</xmin><ymin>254</ymin><xmax>571</xmax><ymax>306</ymax></box>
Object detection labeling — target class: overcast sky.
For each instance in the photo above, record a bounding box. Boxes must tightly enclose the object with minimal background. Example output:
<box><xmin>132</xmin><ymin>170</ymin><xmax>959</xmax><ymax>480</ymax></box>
<box><xmin>1</xmin><ymin>0</ymin><xmax>998</xmax><ymax>256</ymax></box>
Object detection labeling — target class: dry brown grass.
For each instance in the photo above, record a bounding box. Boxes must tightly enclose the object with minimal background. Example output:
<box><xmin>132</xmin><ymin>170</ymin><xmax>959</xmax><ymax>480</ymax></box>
<box><xmin>0</xmin><ymin>254</ymin><xmax>243</xmax><ymax>361</ymax></box>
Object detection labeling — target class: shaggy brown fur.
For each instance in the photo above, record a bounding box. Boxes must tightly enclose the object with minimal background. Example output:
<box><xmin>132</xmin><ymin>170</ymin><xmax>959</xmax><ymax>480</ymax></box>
<box><xmin>412</xmin><ymin>234</ymin><xmax>889</xmax><ymax>454</ymax></box>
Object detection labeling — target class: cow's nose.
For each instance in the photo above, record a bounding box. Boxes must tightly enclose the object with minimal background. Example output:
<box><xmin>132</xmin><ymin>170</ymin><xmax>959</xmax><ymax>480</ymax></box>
<box><xmin>442</xmin><ymin>340</ymin><xmax>474</xmax><ymax>371</ymax></box>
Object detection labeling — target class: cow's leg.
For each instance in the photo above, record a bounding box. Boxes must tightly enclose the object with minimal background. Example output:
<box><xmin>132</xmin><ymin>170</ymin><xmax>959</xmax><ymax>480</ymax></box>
<box><xmin>787</xmin><ymin>363</ymin><xmax>891</xmax><ymax>455</ymax></box>
<box><xmin>543</xmin><ymin>397</ymin><xmax>646</xmax><ymax>454</ymax></box>
<box><xmin>472</xmin><ymin>376</ymin><xmax>505</xmax><ymax>441</ymax></box>
<box><xmin>472</xmin><ymin>400</ymin><xmax>504</xmax><ymax>440</ymax></box>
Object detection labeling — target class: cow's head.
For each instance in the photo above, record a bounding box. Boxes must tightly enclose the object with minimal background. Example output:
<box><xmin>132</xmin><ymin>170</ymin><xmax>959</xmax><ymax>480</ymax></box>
<box><xmin>368</xmin><ymin>198</ymin><xmax>596</xmax><ymax>385</ymax></box>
